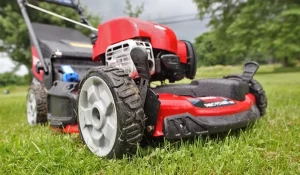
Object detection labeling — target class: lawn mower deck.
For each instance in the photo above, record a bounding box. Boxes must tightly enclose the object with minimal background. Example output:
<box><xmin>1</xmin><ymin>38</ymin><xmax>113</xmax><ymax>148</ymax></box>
<box><xmin>20</xmin><ymin>0</ymin><xmax>267</xmax><ymax>159</ymax></box>
<box><xmin>59</xmin><ymin>93</ymin><xmax>260</xmax><ymax>138</ymax></box>
<box><xmin>54</xmin><ymin>75</ymin><xmax>263</xmax><ymax>139</ymax></box>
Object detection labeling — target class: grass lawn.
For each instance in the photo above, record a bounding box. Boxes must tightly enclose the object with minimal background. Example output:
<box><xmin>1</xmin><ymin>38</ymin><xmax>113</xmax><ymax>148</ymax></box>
<box><xmin>0</xmin><ymin>65</ymin><xmax>300</xmax><ymax>175</ymax></box>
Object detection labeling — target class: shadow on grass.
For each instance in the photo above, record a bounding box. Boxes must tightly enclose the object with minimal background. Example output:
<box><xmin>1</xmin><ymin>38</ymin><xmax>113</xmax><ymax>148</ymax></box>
<box><xmin>140</xmin><ymin>129</ymin><xmax>243</xmax><ymax>149</ymax></box>
<box><xmin>48</xmin><ymin>122</ymin><xmax>257</xmax><ymax>160</ymax></box>
<box><xmin>135</xmin><ymin>123</ymin><xmax>256</xmax><ymax>159</ymax></box>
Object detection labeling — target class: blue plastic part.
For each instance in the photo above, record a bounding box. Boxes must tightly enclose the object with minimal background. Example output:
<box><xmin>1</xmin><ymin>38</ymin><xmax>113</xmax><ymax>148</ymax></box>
<box><xmin>61</xmin><ymin>65</ymin><xmax>79</xmax><ymax>82</ymax></box>
<box><xmin>62</xmin><ymin>73</ymin><xmax>79</xmax><ymax>82</ymax></box>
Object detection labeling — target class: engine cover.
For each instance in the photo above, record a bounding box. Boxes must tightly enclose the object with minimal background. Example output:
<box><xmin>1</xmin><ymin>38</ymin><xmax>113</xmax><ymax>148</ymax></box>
<box><xmin>93</xmin><ymin>17</ymin><xmax>178</xmax><ymax>60</ymax></box>
<box><xmin>105</xmin><ymin>39</ymin><xmax>155</xmax><ymax>78</ymax></box>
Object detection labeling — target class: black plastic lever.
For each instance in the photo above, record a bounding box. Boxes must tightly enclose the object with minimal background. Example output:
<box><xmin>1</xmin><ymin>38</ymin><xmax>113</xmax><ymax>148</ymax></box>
<box><xmin>130</xmin><ymin>47</ymin><xmax>151</xmax><ymax>80</ymax></box>
<box><xmin>242</xmin><ymin>61</ymin><xmax>260</xmax><ymax>83</ymax></box>
<box><xmin>130</xmin><ymin>47</ymin><xmax>150</xmax><ymax>106</ymax></box>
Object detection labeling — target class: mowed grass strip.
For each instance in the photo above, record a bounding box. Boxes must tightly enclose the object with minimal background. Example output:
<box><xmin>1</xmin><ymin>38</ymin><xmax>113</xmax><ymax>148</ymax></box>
<box><xmin>0</xmin><ymin>66</ymin><xmax>300</xmax><ymax>175</ymax></box>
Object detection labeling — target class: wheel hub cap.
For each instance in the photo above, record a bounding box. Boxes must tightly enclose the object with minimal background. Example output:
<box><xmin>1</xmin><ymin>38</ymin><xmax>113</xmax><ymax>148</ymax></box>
<box><xmin>78</xmin><ymin>76</ymin><xmax>118</xmax><ymax>157</ymax></box>
<box><xmin>27</xmin><ymin>90</ymin><xmax>37</xmax><ymax>125</ymax></box>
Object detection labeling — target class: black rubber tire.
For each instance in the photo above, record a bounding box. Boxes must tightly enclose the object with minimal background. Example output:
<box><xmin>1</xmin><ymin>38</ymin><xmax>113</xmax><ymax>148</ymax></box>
<box><xmin>181</xmin><ymin>40</ymin><xmax>197</xmax><ymax>79</ymax></box>
<box><xmin>223</xmin><ymin>74</ymin><xmax>267</xmax><ymax>116</ymax></box>
<box><xmin>26</xmin><ymin>84</ymin><xmax>48</xmax><ymax>125</ymax></box>
<box><xmin>77</xmin><ymin>66</ymin><xmax>146</xmax><ymax>159</ymax></box>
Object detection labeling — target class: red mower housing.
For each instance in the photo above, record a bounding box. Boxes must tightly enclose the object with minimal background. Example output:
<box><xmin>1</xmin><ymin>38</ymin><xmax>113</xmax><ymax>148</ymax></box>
<box><xmin>93</xmin><ymin>17</ymin><xmax>187</xmax><ymax>63</ymax></box>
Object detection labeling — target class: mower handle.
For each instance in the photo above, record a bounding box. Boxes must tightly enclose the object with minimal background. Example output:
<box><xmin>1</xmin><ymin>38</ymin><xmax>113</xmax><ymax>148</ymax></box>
<box><xmin>21</xmin><ymin>0</ymin><xmax>98</xmax><ymax>40</ymax></box>
<box><xmin>37</xmin><ymin>0</ymin><xmax>78</xmax><ymax>9</ymax></box>
<box><xmin>38</xmin><ymin>0</ymin><xmax>98</xmax><ymax>37</ymax></box>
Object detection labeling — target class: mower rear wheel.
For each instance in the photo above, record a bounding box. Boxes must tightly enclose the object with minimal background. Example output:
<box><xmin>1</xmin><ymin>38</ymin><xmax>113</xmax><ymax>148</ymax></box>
<box><xmin>26</xmin><ymin>84</ymin><xmax>47</xmax><ymax>126</ymax></box>
<box><xmin>224</xmin><ymin>74</ymin><xmax>267</xmax><ymax>116</ymax></box>
<box><xmin>181</xmin><ymin>40</ymin><xmax>197</xmax><ymax>79</ymax></box>
<box><xmin>77</xmin><ymin>67</ymin><xmax>145</xmax><ymax>158</ymax></box>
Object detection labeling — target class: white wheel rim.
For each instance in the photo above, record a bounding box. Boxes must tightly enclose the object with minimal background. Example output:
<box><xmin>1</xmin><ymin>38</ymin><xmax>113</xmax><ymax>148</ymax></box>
<box><xmin>78</xmin><ymin>76</ymin><xmax>118</xmax><ymax>157</ymax></box>
<box><xmin>27</xmin><ymin>89</ymin><xmax>37</xmax><ymax>126</ymax></box>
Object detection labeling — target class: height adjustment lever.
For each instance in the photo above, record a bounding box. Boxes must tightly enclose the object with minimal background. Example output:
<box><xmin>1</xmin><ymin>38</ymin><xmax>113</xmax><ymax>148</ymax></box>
<box><xmin>242</xmin><ymin>61</ymin><xmax>260</xmax><ymax>83</ymax></box>
<box><xmin>130</xmin><ymin>47</ymin><xmax>150</xmax><ymax>106</ymax></box>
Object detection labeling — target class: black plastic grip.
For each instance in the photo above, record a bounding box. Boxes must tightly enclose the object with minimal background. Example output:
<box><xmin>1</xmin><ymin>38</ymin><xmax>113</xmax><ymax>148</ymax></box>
<box><xmin>130</xmin><ymin>47</ymin><xmax>151</xmax><ymax>106</ymax></box>
<box><xmin>130</xmin><ymin>47</ymin><xmax>151</xmax><ymax>79</ymax></box>
<box><xmin>242</xmin><ymin>61</ymin><xmax>259</xmax><ymax>83</ymax></box>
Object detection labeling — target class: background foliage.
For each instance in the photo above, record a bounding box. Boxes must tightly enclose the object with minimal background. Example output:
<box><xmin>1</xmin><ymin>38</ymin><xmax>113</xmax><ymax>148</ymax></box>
<box><xmin>1</xmin><ymin>0</ymin><xmax>300</xmax><ymax>86</ymax></box>
<box><xmin>193</xmin><ymin>0</ymin><xmax>300</xmax><ymax>66</ymax></box>
<box><xmin>0</xmin><ymin>72</ymin><xmax>28</xmax><ymax>86</ymax></box>
<box><xmin>123</xmin><ymin>0</ymin><xmax>144</xmax><ymax>18</ymax></box>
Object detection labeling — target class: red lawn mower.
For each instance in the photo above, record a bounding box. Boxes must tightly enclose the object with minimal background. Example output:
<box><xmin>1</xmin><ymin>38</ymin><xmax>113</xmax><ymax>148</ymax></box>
<box><xmin>19</xmin><ymin>0</ymin><xmax>267</xmax><ymax>158</ymax></box>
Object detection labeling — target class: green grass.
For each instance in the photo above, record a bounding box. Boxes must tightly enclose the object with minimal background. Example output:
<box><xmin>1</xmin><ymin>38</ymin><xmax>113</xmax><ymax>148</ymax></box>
<box><xmin>1</xmin><ymin>65</ymin><xmax>300</xmax><ymax>175</ymax></box>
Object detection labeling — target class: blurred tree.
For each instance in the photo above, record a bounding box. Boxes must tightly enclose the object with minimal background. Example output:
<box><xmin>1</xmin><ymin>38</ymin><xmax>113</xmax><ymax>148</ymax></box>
<box><xmin>193</xmin><ymin>0</ymin><xmax>300</xmax><ymax>66</ymax></box>
<box><xmin>0</xmin><ymin>72</ymin><xmax>28</xmax><ymax>86</ymax></box>
<box><xmin>194</xmin><ymin>31</ymin><xmax>245</xmax><ymax>66</ymax></box>
<box><xmin>0</xmin><ymin>0</ymin><xmax>100</xmax><ymax>78</ymax></box>
<box><xmin>123</xmin><ymin>0</ymin><xmax>144</xmax><ymax>18</ymax></box>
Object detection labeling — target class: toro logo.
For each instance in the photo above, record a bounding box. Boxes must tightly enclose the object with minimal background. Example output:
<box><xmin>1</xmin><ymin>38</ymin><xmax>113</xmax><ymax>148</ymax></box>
<box><xmin>204</xmin><ymin>100</ymin><xmax>236</xmax><ymax>108</ymax></box>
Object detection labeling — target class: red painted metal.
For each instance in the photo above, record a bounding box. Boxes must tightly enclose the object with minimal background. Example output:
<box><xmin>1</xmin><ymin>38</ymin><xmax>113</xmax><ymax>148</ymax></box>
<box><xmin>153</xmin><ymin>93</ymin><xmax>256</xmax><ymax>137</ymax></box>
<box><xmin>63</xmin><ymin>124</ymin><xmax>79</xmax><ymax>133</ymax></box>
<box><xmin>92</xmin><ymin>17</ymin><xmax>178</xmax><ymax>61</ymax></box>
<box><xmin>31</xmin><ymin>46</ymin><xmax>43</xmax><ymax>81</ymax></box>
<box><xmin>51</xmin><ymin>124</ymin><xmax>79</xmax><ymax>134</ymax></box>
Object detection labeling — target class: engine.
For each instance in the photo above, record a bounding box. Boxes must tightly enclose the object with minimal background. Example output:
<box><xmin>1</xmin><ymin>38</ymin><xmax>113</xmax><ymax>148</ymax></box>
<box><xmin>104</xmin><ymin>39</ymin><xmax>197</xmax><ymax>83</ymax></box>
<box><xmin>105</xmin><ymin>39</ymin><xmax>155</xmax><ymax>79</ymax></box>
<box><xmin>93</xmin><ymin>17</ymin><xmax>197</xmax><ymax>83</ymax></box>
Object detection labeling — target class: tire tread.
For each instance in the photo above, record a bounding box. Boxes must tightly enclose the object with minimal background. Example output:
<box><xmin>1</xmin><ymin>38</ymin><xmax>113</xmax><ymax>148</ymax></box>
<box><xmin>79</xmin><ymin>66</ymin><xmax>145</xmax><ymax>158</ymax></box>
<box><xmin>224</xmin><ymin>74</ymin><xmax>267</xmax><ymax>116</ymax></box>
<box><xmin>27</xmin><ymin>84</ymin><xmax>48</xmax><ymax>124</ymax></box>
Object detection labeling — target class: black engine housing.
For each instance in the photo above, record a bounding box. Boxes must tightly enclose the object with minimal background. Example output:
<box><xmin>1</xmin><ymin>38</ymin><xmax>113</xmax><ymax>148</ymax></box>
<box><xmin>150</xmin><ymin>40</ymin><xmax>197</xmax><ymax>83</ymax></box>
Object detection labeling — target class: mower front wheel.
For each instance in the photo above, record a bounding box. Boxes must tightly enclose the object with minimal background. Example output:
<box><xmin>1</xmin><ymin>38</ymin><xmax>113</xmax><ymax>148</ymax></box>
<box><xmin>26</xmin><ymin>84</ymin><xmax>48</xmax><ymax>126</ymax></box>
<box><xmin>77</xmin><ymin>67</ymin><xmax>145</xmax><ymax>158</ymax></box>
<box><xmin>224</xmin><ymin>74</ymin><xmax>267</xmax><ymax>116</ymax></box>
